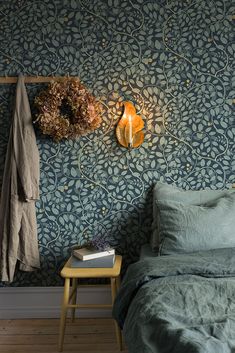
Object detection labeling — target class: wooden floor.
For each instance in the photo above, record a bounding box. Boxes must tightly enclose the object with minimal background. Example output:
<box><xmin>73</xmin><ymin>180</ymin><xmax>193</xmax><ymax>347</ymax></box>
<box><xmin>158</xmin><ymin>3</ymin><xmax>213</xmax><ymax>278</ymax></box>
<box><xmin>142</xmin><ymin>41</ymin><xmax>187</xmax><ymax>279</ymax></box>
<box><xmin>0</xmin><ymin>318</ymin><xmax>129</xmax><ymax>353</ymax></box>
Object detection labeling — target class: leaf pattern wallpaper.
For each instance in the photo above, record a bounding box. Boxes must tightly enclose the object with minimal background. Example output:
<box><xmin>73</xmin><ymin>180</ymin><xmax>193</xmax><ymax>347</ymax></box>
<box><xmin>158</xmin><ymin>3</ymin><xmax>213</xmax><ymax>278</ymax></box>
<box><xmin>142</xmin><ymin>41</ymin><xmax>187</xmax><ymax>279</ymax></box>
<box><xmin>0</xmin><ymin>0</ymin><xmax>234</xmax><ymax>286</ymax></box>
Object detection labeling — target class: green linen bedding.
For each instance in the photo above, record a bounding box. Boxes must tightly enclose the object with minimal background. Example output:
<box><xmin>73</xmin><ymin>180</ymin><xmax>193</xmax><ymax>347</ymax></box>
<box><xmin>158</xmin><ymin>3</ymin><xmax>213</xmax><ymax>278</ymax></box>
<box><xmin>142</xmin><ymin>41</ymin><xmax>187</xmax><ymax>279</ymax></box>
<box><xmin>113</xmin><ymin>248</ymin><xmax>235</xmax><ymax>353</ymax></box>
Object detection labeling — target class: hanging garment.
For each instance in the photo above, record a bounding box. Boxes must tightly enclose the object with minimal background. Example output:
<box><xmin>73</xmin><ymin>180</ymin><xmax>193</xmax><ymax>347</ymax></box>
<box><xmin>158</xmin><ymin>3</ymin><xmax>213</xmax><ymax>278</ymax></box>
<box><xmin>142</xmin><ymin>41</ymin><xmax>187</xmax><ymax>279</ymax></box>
<box><xmin>0</xmin><ymin>74</ymin><xmax>40</xmax><ymax>282</ymax></box>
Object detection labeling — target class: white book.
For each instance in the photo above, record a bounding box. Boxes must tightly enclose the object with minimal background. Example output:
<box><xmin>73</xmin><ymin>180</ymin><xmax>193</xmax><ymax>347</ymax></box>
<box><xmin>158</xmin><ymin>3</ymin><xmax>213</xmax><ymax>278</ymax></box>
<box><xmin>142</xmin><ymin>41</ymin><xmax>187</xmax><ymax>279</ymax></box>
<box><xmin>73</xmin><ymin>247</ymin><xmax>115</xmax><ymax>261</ymax></box>
<box><xmin>71</xmin><ymin>255</ymin><xmax>115</xmax><ymax>268</ymax></box>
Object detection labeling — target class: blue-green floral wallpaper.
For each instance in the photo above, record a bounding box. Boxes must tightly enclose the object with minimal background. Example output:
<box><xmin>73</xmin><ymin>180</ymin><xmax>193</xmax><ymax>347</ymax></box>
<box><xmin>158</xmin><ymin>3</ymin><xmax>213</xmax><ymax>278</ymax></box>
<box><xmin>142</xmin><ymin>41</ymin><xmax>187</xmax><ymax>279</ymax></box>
<box><xmin>0</xmin><ymin>0</ymin><xmax>234</xmax><ymax>286</ymax></box>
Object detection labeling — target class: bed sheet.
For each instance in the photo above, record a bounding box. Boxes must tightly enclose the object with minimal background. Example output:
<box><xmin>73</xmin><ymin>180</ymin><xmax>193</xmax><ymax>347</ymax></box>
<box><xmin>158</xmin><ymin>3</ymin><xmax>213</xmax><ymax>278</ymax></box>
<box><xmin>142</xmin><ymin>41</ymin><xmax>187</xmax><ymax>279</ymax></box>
<box><xmin>140</xmin><ymin>243</ymin><xmax>158</xmax><ymax>260</ymax></box>
<box><xmin>113</xmin><ymin>247</ymin><xmax>235</xmax><ymax>353</ymax></box>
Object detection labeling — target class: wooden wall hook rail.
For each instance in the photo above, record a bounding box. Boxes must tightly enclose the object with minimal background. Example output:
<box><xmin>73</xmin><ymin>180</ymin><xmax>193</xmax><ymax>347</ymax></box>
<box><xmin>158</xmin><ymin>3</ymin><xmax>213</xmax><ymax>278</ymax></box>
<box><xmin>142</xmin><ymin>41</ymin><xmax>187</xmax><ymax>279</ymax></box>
<box><xmin>0</xmin><ymin>76</ymin><xmax>78</xmax><ymax>84</ymax></box>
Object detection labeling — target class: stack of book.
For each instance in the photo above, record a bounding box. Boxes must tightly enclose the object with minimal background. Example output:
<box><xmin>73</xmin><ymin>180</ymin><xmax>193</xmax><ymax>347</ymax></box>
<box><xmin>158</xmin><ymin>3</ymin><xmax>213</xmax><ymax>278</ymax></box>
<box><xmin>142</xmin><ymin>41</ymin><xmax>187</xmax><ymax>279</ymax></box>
<box><xmin>71</xmin><ymin>247</ymin><xmax>115</xmax><ymax>268</ymax></box>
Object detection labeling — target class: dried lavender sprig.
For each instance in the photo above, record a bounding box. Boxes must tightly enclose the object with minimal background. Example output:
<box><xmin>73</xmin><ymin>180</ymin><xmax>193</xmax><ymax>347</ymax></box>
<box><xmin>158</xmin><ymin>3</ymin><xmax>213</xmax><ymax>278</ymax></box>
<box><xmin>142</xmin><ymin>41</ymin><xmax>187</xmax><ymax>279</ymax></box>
<box><xmin>85</xmin><ymin>236</ymin><xmax>110</xmax><ymax>251</ymax></box>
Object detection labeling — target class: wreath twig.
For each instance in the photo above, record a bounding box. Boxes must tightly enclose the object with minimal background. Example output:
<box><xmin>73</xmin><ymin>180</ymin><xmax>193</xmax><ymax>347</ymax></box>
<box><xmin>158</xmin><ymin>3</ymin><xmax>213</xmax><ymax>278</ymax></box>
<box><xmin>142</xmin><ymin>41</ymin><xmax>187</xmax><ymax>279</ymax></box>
<box><xmin>34</xmin><ymin>77</ymin><xmax>102</xmax><ymax>141</ymax></box>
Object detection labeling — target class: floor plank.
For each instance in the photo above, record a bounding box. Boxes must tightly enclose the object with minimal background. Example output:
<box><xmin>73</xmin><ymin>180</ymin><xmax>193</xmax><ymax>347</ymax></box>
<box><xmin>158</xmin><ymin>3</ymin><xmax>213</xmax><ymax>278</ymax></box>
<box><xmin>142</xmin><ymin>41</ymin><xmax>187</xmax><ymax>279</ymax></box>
<box><xmin>0</xmin><ymin>318</ymin><xmax>128</xmax><ymax>353</ymax></box>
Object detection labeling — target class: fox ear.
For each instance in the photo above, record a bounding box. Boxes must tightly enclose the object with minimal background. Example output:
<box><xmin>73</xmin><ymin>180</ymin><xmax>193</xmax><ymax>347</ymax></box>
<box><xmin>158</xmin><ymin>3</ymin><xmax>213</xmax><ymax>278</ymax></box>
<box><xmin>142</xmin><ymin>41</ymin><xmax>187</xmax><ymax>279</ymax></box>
<box><xmin>116</xmin><ymin>101</ymin><xmax>144</xmax><ymax>148</ymax></box>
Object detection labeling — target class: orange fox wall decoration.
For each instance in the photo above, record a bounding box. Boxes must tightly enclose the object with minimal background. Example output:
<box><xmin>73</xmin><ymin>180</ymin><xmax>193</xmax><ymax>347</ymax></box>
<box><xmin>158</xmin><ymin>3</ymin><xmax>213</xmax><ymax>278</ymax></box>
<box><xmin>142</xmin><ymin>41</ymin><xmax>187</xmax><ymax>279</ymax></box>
<box><xmin>116</xmin><ymin>101</ymin><xmax>144</xmax><ymax>148</ymax></box>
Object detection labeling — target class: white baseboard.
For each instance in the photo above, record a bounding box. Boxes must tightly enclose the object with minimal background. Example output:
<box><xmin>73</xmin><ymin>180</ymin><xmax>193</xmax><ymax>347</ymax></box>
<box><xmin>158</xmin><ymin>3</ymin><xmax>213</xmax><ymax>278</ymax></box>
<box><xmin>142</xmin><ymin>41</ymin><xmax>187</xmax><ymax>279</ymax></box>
<box><xmin>0</xmin><ymin>286</ymin><xmax>112</xmax><ymax>319</ymax></box>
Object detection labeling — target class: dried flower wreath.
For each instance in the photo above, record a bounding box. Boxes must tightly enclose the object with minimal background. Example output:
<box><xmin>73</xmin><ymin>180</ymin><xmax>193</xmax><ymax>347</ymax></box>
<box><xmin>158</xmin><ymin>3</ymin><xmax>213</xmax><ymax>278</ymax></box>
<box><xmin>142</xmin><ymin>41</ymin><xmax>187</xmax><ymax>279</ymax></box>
<box><xmin>34</xmin><ymin>77</ymin><xmax>101</xmax><ymax>141</ymax></box>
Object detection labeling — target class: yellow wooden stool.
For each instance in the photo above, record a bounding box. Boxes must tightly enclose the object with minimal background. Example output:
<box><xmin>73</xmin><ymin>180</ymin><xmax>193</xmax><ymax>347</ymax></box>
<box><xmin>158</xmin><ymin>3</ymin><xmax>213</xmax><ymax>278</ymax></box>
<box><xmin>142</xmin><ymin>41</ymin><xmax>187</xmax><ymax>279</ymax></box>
<box><xmin>58</xmin><ymin>254</ymin><xmax>123</xmax><ymax>351</ymax></box>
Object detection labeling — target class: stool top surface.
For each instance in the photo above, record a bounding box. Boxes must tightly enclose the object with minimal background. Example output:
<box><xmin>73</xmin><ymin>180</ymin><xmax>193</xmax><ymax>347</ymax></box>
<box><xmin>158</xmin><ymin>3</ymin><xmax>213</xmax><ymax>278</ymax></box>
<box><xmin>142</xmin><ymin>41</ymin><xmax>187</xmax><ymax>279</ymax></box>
<box><xmin>60</xmin><ymin>254</ymin><xmax>122</xmax><ymax>278</ymax></box>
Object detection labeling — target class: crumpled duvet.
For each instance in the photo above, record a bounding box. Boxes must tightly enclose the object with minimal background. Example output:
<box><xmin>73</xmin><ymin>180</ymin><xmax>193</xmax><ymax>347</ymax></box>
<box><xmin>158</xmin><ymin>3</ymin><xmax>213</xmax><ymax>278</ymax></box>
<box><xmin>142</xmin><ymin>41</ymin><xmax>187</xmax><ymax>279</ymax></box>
<box><xmin>113</xmin><ymin>248</ymin><xmax>235</xmax><ymax>353</ymax></box>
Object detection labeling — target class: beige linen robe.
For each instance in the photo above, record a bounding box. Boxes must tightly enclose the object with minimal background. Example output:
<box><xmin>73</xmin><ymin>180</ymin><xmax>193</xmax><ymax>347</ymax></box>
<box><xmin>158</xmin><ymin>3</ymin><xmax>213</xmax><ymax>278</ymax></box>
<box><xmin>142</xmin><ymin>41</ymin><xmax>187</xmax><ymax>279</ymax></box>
<box><xmin>0</xmin><ymin>75</ymin><xmax>40</xmax><ymax>282</ymax></box>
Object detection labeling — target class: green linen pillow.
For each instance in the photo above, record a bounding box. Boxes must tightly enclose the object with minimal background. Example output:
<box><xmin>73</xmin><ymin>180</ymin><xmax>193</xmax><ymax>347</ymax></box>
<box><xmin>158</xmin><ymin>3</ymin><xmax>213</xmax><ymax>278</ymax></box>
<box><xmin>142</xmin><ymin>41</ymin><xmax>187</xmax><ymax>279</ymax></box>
<box><xmin>151</xmin><ymin>182</ymin><xmax>235</xmax><ymax>252</ymax></box>
<box><xmin>158</xmin><ymin>194</ymin><xmax>235</xmax><ymax>255</ymax></box>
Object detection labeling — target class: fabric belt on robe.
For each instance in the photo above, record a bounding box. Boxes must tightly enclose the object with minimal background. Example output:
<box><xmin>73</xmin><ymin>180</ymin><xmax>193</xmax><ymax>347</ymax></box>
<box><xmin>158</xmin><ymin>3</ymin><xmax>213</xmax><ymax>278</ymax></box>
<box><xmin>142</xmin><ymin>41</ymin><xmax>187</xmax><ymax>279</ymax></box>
<box><xmin>0</xmin><ymin>74</ymin><xmax>40</xmax><ymax>283</ymax></box>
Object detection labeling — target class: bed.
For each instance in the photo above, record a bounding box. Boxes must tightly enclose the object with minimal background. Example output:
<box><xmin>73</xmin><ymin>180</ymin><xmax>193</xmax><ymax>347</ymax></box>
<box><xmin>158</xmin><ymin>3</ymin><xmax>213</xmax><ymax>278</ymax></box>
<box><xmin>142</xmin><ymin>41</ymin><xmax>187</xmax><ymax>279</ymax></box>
<box><xmin>113</xmin><ymin>183</ymin><xmax>235</xmax><ymax>353</ymax></box>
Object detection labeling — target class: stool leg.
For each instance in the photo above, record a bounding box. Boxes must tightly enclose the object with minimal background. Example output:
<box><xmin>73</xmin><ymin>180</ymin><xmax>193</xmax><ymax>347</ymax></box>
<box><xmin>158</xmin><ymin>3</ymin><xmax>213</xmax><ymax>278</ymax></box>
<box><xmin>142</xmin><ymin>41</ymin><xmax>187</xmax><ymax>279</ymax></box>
<box><xmin>111</xmin><ymin>278</ymin><xmax>123</xmax><ymax>351</ymax></box>
<box><xmin>71</xmin><ymin>278</ymin><xmax>77</xmax><ymax>322</ymax></box>
<box><xmin>116</xmin><ymin>275</ymin><xmax>121</xmax><ymax>291</ymax></box>
<box><xmin>58</xmin><ymin>277</ymin><xmax>70</xmax><ymax>352</ymax></box>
